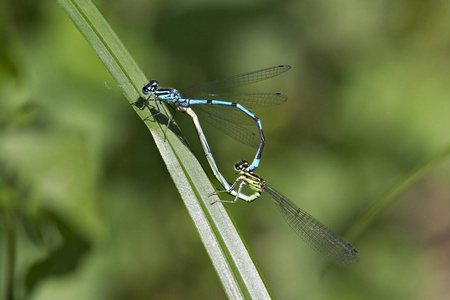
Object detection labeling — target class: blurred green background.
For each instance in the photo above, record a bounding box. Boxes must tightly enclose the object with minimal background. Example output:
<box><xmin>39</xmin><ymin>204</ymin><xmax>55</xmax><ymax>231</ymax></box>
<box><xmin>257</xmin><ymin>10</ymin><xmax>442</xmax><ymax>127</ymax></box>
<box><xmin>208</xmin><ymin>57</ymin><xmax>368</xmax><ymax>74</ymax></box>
<box><xmin>1</xmin><ymin>0</ymin><xmax>450</xmax><ymax>299</ymax></box>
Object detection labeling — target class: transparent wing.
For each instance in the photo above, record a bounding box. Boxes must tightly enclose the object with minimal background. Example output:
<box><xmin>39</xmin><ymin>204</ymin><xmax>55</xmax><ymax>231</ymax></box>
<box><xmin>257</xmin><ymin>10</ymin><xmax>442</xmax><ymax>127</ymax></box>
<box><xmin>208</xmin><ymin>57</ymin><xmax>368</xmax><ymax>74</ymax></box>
<box><xmin>192</xmin><ymin>105</ymin><xmax>255</xmax><ymax>126</ymax></box>
<box><xmin>192</xmin><ymin>106</ymin><xmax>260</xmax><ymax>148</ymax></box>
<box><xmin>183</xmin><ymin>92</ymin><xmax>288</xmax><ymax>109</ymax></box>
<box><xmin>182</xmin><ymin>65</ymin><xmax>291</xmax><ymax>93</ymax></box>
<box><xmin>264</xmin><ymin>185</ymin><xmax>360</xmax><ymax>268</ymax></box>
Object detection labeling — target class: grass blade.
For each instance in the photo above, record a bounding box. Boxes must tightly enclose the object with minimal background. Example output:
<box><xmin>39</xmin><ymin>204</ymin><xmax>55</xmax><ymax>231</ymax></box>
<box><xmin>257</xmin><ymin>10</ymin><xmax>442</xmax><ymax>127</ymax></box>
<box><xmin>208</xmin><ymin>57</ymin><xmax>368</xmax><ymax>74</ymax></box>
<box><xmin>346</xmin><ymin>146</ymin><xmax>450</xmax><ymax>241</ymax></box>
<box><xmin>57</xmin><ymin>0</ymin><xmax>270</xmax><ymax>298</ymax></box>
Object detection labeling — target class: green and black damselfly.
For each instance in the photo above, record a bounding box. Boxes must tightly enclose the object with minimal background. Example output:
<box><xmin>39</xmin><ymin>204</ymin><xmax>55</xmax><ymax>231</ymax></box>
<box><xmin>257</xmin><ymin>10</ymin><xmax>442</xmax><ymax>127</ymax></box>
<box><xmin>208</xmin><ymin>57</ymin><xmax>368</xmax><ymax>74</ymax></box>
<box><xmin>177</xmin><ymin>107</ymin><xmax>360</xmax><ymax>268</ymax></box>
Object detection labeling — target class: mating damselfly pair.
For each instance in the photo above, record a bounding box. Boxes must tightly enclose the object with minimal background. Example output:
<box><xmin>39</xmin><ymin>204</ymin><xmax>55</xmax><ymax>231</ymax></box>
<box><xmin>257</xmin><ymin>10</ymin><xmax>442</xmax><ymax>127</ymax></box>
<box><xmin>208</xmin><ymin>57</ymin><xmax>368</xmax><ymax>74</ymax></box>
<box><xmin>138</xmin><ymin>65</ymin><xmax>360</xmax><ymax>268</ymax></box>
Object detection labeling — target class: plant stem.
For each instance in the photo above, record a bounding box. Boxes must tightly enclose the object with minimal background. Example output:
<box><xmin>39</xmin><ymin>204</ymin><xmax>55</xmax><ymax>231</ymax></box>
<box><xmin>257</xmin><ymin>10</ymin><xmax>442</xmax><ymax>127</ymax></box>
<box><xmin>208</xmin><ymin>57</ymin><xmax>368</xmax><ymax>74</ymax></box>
<box><xmin>347</xmin><ymin>146</ymin><xmax>450</xmax><ymax>241</ymax></box>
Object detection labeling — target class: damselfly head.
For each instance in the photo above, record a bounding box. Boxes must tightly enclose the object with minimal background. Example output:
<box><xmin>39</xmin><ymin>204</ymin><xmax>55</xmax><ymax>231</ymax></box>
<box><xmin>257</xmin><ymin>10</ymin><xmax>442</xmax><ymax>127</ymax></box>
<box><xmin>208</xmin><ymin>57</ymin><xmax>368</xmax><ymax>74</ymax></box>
<box><xmin>142</xmin><ymin>80</ymin><xmax>159</xmax><ymax>95</ymax></box>
<box><xmin>234</xmin><ymin>160</ymin><xmax>249</xmax><ymax>172</ymax></box>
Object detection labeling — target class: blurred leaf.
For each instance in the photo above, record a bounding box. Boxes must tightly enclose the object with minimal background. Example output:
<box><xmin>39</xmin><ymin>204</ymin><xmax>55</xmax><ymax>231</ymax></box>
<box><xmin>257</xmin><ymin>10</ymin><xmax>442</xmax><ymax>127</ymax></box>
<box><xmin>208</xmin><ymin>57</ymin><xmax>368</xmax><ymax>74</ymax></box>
<box><xmin>25</xmin><ymin>210</ymin><xmax>91</xmax><ymax>296</ymax></box>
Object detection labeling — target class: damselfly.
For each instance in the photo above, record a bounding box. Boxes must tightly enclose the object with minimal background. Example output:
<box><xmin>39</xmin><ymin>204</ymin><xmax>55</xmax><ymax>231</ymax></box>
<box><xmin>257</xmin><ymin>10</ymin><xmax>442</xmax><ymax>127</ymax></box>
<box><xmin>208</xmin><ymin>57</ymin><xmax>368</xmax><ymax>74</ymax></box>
<box><xmin>223</xmin><ymin>160</ymin><xmax>360</xmax><ymax>268</ymax></box>
<box><xmin>140</xmin><ymin>65</ymin><xmax>290</xmax><ymax>172</ymax></box>
<box><xmin>178</xmin><ymin>107</ymin><xmax>360</xmax><ymax>268</ymax></box>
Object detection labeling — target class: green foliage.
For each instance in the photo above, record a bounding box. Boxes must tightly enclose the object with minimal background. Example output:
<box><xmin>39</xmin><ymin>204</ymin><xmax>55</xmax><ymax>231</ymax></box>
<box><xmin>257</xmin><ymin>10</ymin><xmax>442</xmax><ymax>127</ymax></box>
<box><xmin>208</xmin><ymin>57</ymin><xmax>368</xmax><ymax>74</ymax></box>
<box><xmin>1</xmin><ymin>0</ymin><xmax>450</xmax><ymax>299</ymax></box>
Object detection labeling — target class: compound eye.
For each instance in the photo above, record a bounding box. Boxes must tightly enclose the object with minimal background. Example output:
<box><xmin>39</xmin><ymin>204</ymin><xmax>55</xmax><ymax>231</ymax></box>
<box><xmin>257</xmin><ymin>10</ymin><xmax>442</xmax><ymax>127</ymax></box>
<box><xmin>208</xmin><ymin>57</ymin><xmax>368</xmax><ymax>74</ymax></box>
<box><xmin>142</xmin><ymin>83</ymin><xmax>151</xmax><ymax>95</ymax></box>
